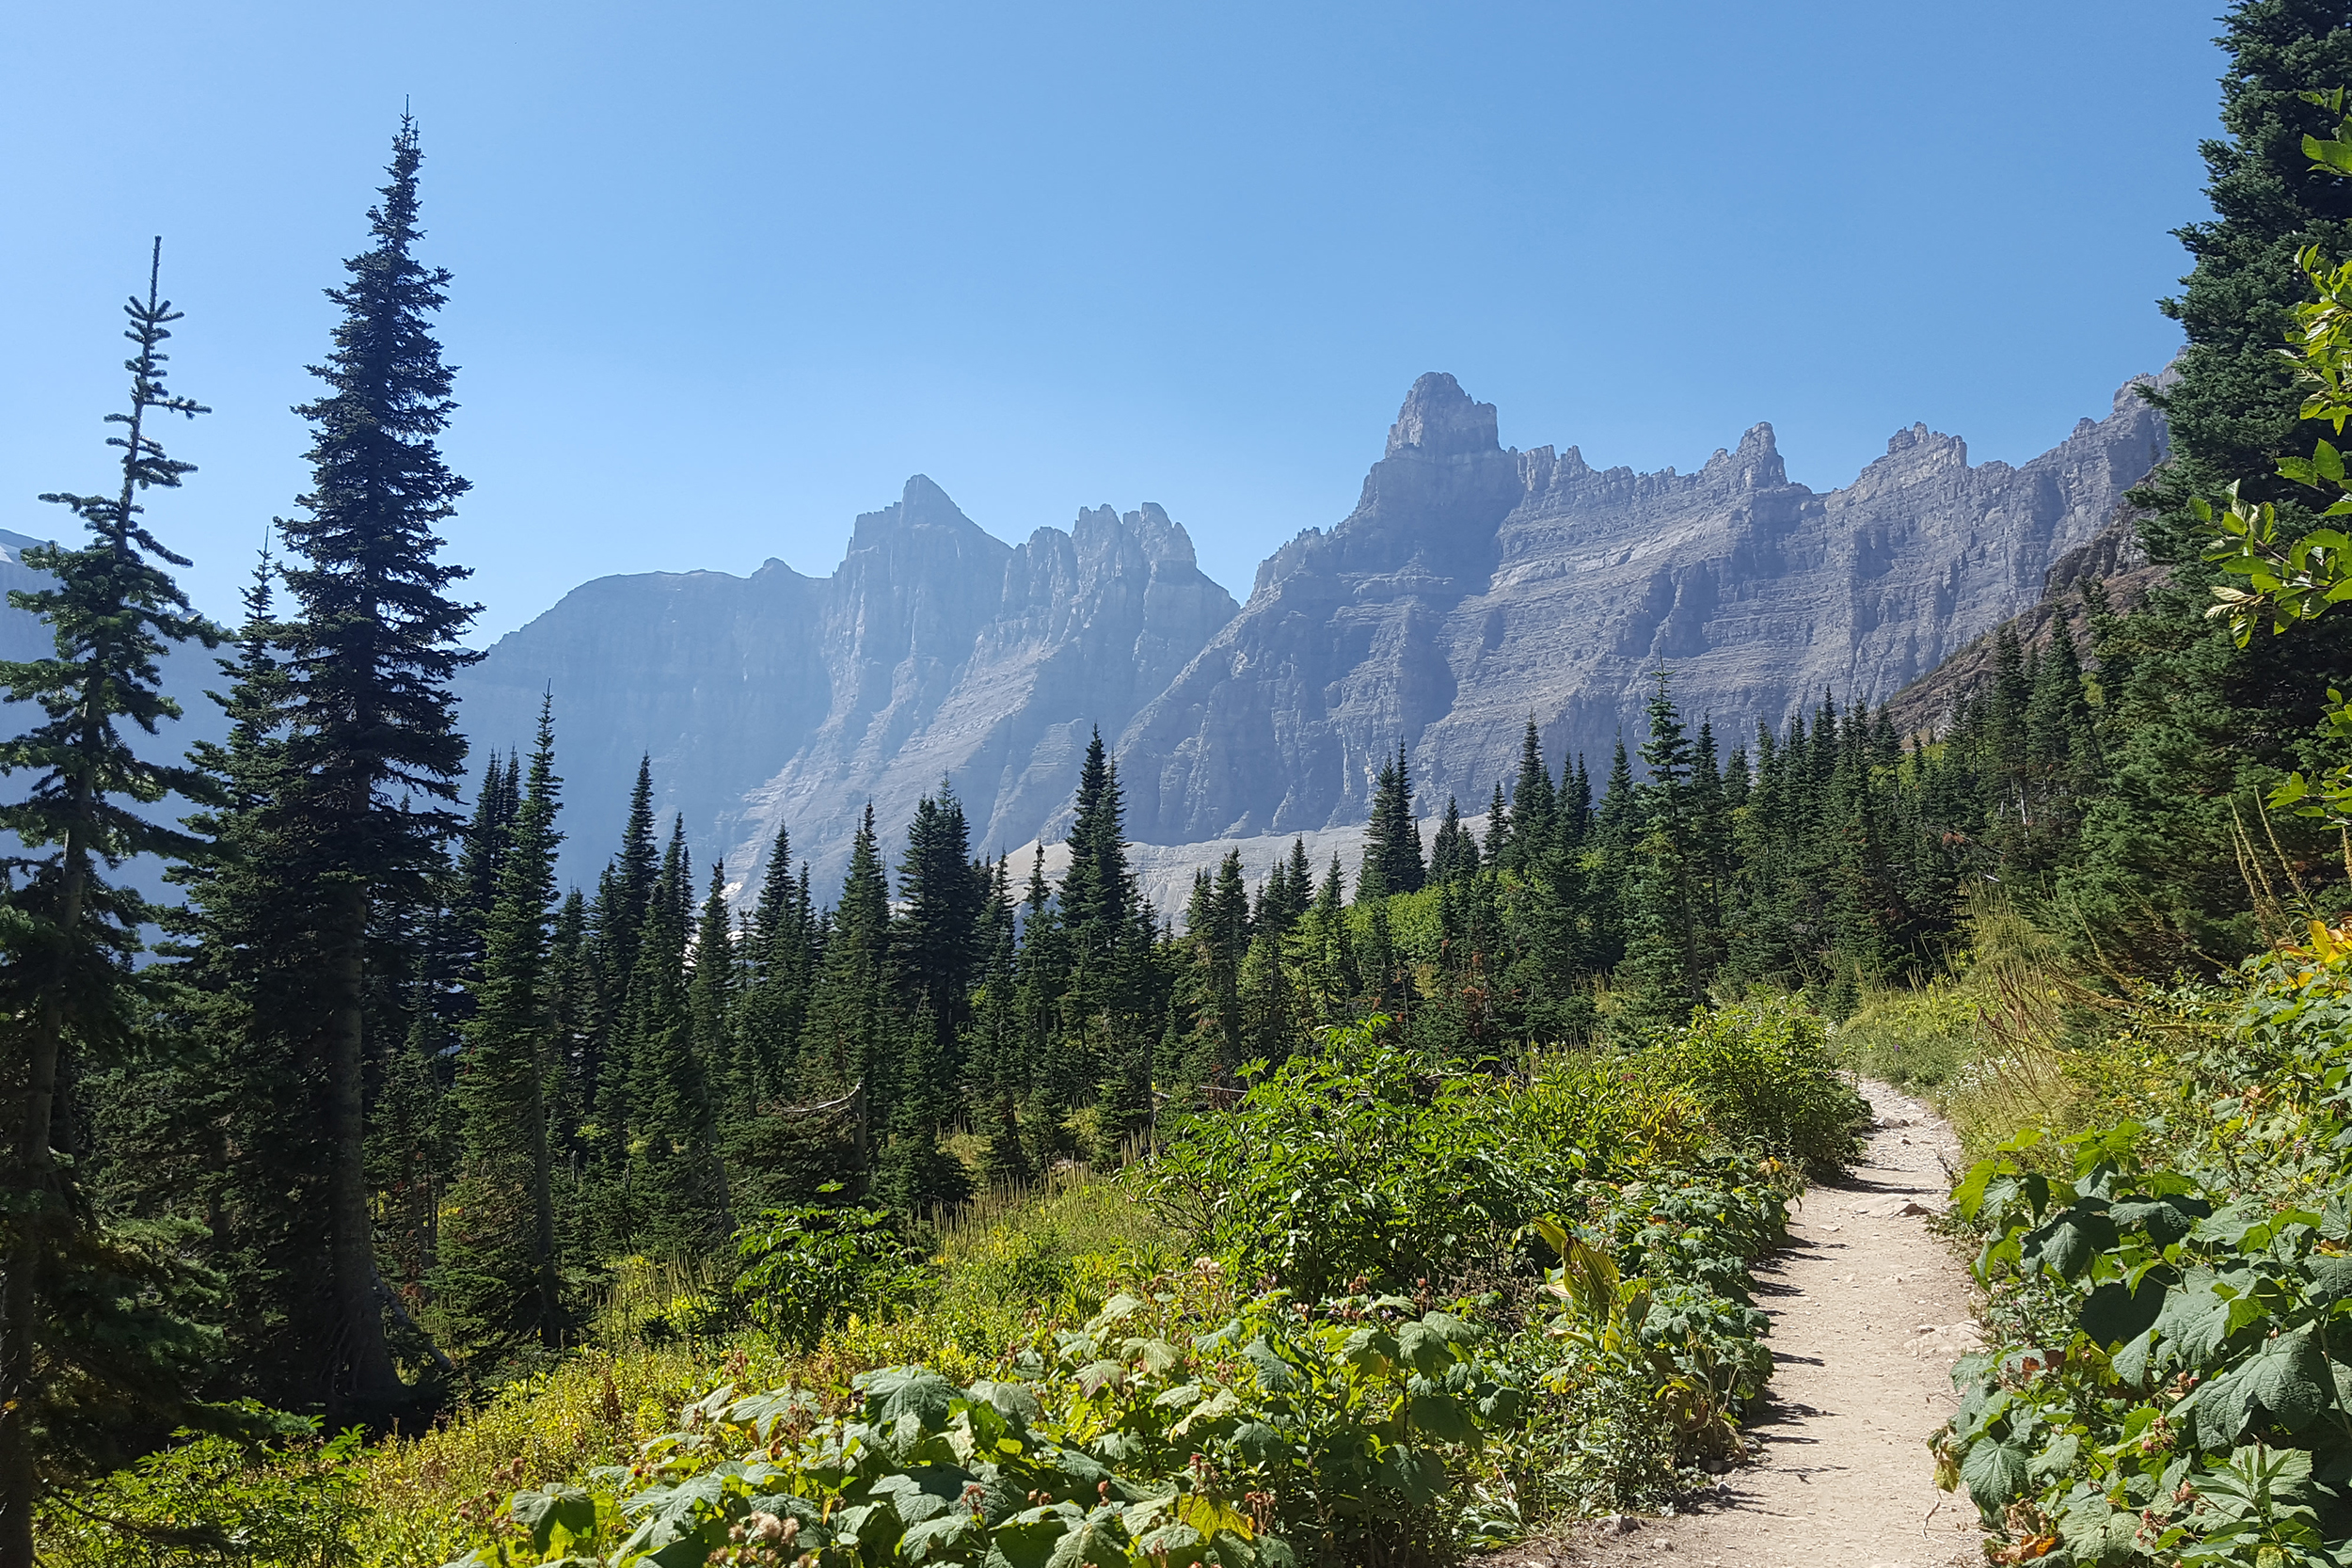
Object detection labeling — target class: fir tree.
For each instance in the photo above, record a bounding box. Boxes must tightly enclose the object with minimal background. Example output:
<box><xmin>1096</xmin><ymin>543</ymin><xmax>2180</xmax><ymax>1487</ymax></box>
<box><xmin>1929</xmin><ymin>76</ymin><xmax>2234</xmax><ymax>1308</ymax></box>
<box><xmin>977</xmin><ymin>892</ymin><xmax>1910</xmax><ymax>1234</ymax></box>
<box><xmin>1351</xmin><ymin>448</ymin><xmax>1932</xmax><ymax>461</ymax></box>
<box><xmin>979</xmin><ymin>1091</ymin><xmax>1030</xmax><ymax>1192</ymax></box>
<box><xmin>436</xmin><ymin>698</ymin><xmax>564</xmax><ymax>1361</ymax></box>
<box><xmin>808</xmin><ymin>808</ymin><xmax>891</xmax><ymax>1172</ymax></box>
<box><xmin>618</xmin><ymin>824</ymin><xmax>725</xmax><ymax>1256</ymax></box>
<box><xmin>895</xmin><ymin>784</ymin><xmax>983</xmax><ymax>1094</ymax></box>
<box><xmin>265</xmin><ymin>120</ymin><xmax>480</xmax><ymax>1411</ymax></box>
<box><xmin>1429</xmin><ymin>795</ymin><xmax>1478</xmax><ymax>882</ymax></box>
<box><xmin>1482</xmin><ymin>783</ymin><xmax>1510</xmax><ymax>866</ymax></box>
<box><xmin>1594</xmin><ymin>738</ymin><xmax>1639</xmax><ymax>850</ymax></box>
<box><xmin>1359</xmin><ymin>743</ymin><xmax>1425</xmax><ymax>898</ymax></box>
<box><xmin>2067</xmin><ymin>1</ymin><xmax>2352</xmax><ymax>963</ymax></box>
<box><xmin>1059</xmin><ymin>730</ymin><xmax>1136</xmax><ymax>1033</ymax></box>
<box><xmin>1618</xmin><ymin>673</ymin><xmax>1711</xmax><ymax>1029</ymax></box>
<box><xmin>688</xmin><ymin>859</ymin><xmax>738</xmax><ymax>1117</ymax></box>
<box><xmin>1503</xmin><ymin>719</ymin><xmax>1556</xmax><ymax>869</ymax></box>
<box><xmin>0</xmin><ymin>241</ymin><xmax>227</xmax><ymax>1546</ymax></box>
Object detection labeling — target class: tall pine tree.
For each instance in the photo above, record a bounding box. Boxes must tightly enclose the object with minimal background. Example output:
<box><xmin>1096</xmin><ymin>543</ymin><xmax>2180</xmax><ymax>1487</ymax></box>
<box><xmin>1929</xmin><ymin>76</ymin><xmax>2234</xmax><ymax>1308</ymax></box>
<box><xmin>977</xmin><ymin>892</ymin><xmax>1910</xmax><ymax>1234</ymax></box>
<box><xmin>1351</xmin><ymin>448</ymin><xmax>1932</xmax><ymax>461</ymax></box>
<box><xmin>266</xmin><ymin>121</ymin><xmax>480</xmax><ymax>1410</ymax></box>
<box><xmin>0</xmin><ymin>241</ymin><xmax>225</xmax><ymax>1560</ymax></box>
<box><xmin>434</xmin><ymin>698</ymin><xmax>564</xmax><ymax>1363</ymax></box>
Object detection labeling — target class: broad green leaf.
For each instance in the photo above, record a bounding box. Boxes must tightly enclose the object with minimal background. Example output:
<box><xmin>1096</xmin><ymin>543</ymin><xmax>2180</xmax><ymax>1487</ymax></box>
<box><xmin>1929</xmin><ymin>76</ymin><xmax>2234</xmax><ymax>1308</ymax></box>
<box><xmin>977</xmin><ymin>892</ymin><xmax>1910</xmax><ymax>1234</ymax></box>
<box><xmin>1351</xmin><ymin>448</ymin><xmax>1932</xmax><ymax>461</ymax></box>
<box><xmin>511</xmin><ymin>1485</ymin><xmax>596</xmax><ymax>1555</ymax></box>
<box><xmin>2155</xmin><ymin>1283</ymin><xmax>2233</xmax><ymax>1369</ymax></box>
<box><xmin>1378</xmin><ymin>1444</ymin><xmax>1447</xmax><ymax>1507</ymax></box>
<box><xmin>1044</xmin><ymin>1504</ymin><xmax>1134</xmax><ymax>1568</ymax></box>
<box><xmin>2113</xmin><ymin>1327</ymin><xmax>2157</xmax><ymax>1388</ymax></box>
<box><xmin>2022</xmin><ymin>1204</ymin><xmax>2118</xmax><ymax>1278</ymax></box>
<box><xmin>2303</xmin><ymin>1254</ymin><xmax>2352</xmax><ymax>1304</ymax></box>
<box><xmin>1406</xmin><ymin>1391</ymin><xmax>1481</xmax><ymax>1446</ymax></box>
<box><xmin>2244</xmin><ymin>1324</ymin><xmax>2333</xmax><ymax>1433</ymax></box>
<box><xmin>1230</xmin><ymin>1420</ymin><xmax>1286</xmax><ymax>1463</ymax></box>
<box><xmin>2080</xmin><ymin>1276</ymin><xmax>2165</xmax><ymax>1348</ymax></box>
<box><xmin>1240</xmin><ymin>1338</ymin><xmax>1297</xmax><ymax>1391</ymax></box>
<box><xmin>900</xmin><ymin>1512</ymin><xmax>978</xmax><ymax>1562</ymax></box>
<box><xmin>1393</xmin><ymin>1322</ymin><xmax>1457</xmax><ymax>1376</ymax></box>
<box><xmin>989</xmin><ymin>1507</ymin><xmax>1080</xmax><ymax>1568</ymax></box>
<box><xmin>1958</xmin><ymin>1435</ymin><xmax>2027</xmax><ymax>1517</ymax></box>
<box><xmin>2110</xmin><ymin>1197</ymin><xmax>2198</xmax><ymax>1246</ymax></box>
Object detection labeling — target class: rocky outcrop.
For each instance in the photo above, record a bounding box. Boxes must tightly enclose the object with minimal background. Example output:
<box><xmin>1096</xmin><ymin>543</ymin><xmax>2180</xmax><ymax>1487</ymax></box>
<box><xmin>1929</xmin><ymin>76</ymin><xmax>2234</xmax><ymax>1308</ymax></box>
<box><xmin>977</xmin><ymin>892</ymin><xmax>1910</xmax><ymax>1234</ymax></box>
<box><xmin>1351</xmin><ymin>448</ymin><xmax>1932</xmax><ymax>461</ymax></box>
<box><xmin>2</xmin><ymin>372</ymin><xmax>2168</xmax><ymax>909</ymax></box>
<box><xmin>1883</xmin><ymin>500</ymin><xmax>2168</xmax><ymax>740</ymax></box>
<box><xmin>1116</xmin><ymin>372</ymin><xmax>2168</xmax><ymax>841</ymax></box>
<box><xmin>452</xmin><ymin>480</ymin><xmax>1242</xmax><ymax>895</ymax></box>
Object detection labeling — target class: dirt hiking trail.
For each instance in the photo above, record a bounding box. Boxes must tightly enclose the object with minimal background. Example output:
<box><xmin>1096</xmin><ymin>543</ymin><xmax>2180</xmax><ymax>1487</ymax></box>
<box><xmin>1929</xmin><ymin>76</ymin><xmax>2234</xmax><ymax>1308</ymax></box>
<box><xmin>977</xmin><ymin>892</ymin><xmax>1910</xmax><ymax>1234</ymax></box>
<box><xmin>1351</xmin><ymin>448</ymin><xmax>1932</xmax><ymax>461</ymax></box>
<box><xmin>1504</xmin><ymin>1081</ymin><xmax>1989</xmax><ymax>1568</ymax></box>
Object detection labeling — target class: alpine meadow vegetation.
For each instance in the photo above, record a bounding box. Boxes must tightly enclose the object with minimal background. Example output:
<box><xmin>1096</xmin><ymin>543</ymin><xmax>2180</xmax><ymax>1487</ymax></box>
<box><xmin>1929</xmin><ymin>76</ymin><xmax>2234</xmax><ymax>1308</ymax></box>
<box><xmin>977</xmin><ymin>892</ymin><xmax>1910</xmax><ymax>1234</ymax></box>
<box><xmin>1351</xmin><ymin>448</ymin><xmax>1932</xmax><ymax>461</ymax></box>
<box><xmin>32</xmin><ymin>4</ymin><xmax>2352</xmax><ymax>1563</ymax></box>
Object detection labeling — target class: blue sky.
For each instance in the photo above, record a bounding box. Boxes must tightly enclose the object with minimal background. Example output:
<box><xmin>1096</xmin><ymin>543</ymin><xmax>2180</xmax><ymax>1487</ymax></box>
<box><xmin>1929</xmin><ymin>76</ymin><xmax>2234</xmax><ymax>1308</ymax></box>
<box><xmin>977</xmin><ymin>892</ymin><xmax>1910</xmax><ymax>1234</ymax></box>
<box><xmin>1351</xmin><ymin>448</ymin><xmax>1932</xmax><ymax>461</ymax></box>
<box><xmin>5</xmin><ymin>2</ymin><xmax>2221</xmax><ymax>642</ymax></box>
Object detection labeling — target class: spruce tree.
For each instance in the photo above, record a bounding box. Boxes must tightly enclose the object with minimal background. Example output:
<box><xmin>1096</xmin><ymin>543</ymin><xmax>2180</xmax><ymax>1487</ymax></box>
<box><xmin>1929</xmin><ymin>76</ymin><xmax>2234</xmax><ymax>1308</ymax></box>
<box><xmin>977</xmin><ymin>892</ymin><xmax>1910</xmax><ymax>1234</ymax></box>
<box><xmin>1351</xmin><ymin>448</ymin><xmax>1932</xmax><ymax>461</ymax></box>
<box><xmin>877</xmin><ymin>786</ymin><xmax>983</xmax><ymax>1213</ymax></box>
<box><xmin>436</xmin><ymin>698</ymin><xmax>564</xmax><ymax>1361</ymax></box>
<box><xmin>895</xmin><ymin>785</ymin><xmax>983</xmax><ymax>1092</ymax></box>
<box><xmin>735</xmin><ymin>826</ymin><xmax>809</xmax><ymax>1111</ymax></box>
<box><xmin>1358</xmin><ymin>743</ymin><xmax>1425</xmax><ymax>898</ymax></box>
<box><xmin>1301</xmin><ymin>855</ymin><xmax>1359</xmax><ymax>1016</ymax></box>
<box><xmin>979</xmin><ymin>1091</ymin><xmax>1031</xmax><ymax>1191</ymax></box>
<box><xmin>156</xmin><ymin>551</ymin><xmax>333</xmax><ymax>1406</ymax></box>
<box><xmin>1059</xmin><ymin>730</ymin><xmax>1136</xmax><ymax>1034</ymax></box>
<box><xmin>0</xmin><ymin>242</ymin><xmax>226</xmax><ymax>1554</ymax></box>
<box><xmin>264</xmin><ymin>120</ymin><xmax>480</xmax><ymax>1410</ymax></box>
<box><xmin>619</xmin><ymin>825</ymin><xmax>726</xmax><ymax>1255</ymax></box>
<box><xmin>1618</xmin><ymin>673</ymin><xmax>1710</xmax><ymax>1030</ymax></box>
<box><xmin>807</xmin><ymin>808</ymin><xmax>891</xmax><ymax>1174</ymax></box>
<box><xmin>1429</xmin><ymin>794</ymin><xmax>1477</xmax><ymax>882</ymax></box>
<box><xmin>2067</xmin><ymin>1</ymin><xmax>2352</xmax><ymax>962</ymax></box>
<box><xmin>1594</xmin><ymin>739</ymin><xmax>1638</xmax><ymax>850</ymax></box>
<box><xmin>688</xmin><ymin>859</ymin><xmax>739</xmax><ymax>1117</ymax></box>
<box><xmin>1504</xmin><ymin>719</ymin><xmax>1556</xmax><ymax>869</ymax></box>
<box><xmin>376</xmin><ymin>992</ymin><xmax>451</xmax><ymax>1313</ymax></box>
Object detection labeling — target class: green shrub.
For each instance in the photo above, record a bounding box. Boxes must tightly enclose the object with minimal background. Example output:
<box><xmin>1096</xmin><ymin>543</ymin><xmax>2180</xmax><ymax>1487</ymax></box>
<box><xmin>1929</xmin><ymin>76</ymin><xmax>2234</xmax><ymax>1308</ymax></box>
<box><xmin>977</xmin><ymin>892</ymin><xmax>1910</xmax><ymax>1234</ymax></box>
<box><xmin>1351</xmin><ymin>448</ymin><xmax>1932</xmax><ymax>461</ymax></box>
<box><xmin>1146</xmin><ymin>1022</ymin><xmax>1574</xmax><ymax>1298</ymax></box>
<box><xmin>1649</xmin><ymin>998</ymin><xmax>1869</xmax><ymax>1174</ymax></box>
<box><xmin>296</xmin><ymin>1006</ymin><xmax>1860</xmax><ymax>1562</ymax></box>
<box><xmin>732</xmin><ymin>1198</ymin><xmax>936</xmax><ymax>1351</ymax></box>
<box><xmin>36</xmin><ymin>1420</ymin><xmax>363</xmax><ymax>1567</ymax></box>
<box><xmin>445</xmin><ymin>1289</ymin><xmax>1523</xmax><ymax>1568</ymax></box>
<box><xmin>1833</xmin><ymin>979</ymin><xmax>1980</xmax><ymax>1095</ymax></box>
<box><xmin>1931</xmin><ymin>934</ymin><xmax>2352</xmax><ymax>1565</ymax></box>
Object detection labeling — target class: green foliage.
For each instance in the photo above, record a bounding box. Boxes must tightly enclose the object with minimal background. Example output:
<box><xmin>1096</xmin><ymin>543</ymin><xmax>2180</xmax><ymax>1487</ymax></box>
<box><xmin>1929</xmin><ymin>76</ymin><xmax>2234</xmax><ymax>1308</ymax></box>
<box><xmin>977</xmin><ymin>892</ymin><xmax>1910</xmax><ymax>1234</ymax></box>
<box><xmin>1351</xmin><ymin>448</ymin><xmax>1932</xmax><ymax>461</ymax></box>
<box><xmin>35</xmin><ymin>1418</ymin><xmax>363</xmax><ymax>1568</ymax></box>
<box><xmin>433</xmin><ymin>1282</ymin><xmax>1538</xmax><ymax>1568</ymax></box>
<box><xmin>1643</xmin><ymin>999</ymin><xmax>1870</xmax><ymax>1176</ymax></box>
<box><xmin>1146</xmin><ymin>1021</ymin><xmax>1574</xmax><ymax>1299</ymax></box>
<box><xmin>732</xmin><ymin>1200</ymin><xmax>934</xmax><ymax>1351</ymax></box>
<box><xmin>0</xmin><ymin>240</ymin><xmax>229</xmax><ymax>1545</ymax></box>
<box><xmin>1931</xmin><ymin>929</ymin><xmax>2352</xmax><ymax>1563</ymax></box>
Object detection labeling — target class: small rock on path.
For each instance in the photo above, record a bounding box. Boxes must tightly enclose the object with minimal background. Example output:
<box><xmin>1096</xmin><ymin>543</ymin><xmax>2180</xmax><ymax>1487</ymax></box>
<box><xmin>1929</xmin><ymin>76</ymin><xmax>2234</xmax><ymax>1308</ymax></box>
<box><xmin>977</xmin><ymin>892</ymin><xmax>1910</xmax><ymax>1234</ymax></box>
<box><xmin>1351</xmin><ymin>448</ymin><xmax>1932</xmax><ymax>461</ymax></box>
<box><xmin>1498</xmin><ymin>1081</ymin><xmax>1986</xmax><ymax>1568</ymax></box>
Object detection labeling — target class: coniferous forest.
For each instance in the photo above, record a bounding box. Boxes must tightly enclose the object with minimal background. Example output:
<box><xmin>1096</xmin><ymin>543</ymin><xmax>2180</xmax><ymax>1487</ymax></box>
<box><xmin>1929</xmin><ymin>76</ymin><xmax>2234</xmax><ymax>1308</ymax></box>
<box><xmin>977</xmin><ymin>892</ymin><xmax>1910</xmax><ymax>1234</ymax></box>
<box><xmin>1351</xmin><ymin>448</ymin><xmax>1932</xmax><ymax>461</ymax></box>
<box><xmin>21</xmin><ymin>6</ymin><xmax>2352</xmax><ymax>1564</ymax></box>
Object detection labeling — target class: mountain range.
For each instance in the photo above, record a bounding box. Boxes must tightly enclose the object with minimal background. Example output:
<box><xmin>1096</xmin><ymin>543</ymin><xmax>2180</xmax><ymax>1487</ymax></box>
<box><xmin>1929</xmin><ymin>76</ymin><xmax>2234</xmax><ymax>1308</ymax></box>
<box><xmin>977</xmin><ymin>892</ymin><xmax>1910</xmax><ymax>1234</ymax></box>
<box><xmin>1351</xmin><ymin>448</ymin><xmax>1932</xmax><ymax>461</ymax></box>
<box><xmin>451</xmin><ymin>371</ymin><xmax>2169</xmax><ymax>904</ymax></box>
<box><xmin>0</xmin><ymin>372</ymin><xmax>2174</xmax><ymax>911</ymax></box>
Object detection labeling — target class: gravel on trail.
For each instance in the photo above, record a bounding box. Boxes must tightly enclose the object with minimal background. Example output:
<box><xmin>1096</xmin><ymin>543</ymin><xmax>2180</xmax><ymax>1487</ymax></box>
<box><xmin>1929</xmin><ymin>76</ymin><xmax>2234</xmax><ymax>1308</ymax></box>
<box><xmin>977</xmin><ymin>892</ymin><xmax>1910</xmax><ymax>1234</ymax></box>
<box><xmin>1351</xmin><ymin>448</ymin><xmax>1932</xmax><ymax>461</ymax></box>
<box><xmin>1494</xmin><ymin>1081</ymin><xmax>1988</xmax><ymax>1568</ymax></box>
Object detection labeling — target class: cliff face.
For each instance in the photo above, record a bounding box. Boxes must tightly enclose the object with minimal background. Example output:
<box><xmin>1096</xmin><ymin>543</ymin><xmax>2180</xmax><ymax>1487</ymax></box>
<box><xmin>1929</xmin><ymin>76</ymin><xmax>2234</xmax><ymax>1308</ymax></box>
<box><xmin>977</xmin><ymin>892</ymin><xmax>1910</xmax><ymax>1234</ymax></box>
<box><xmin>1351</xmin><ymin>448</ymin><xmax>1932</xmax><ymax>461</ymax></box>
<box><xmin>451</xmin><ymin>479</ymin><xmax>1242</xmax><ymax>895</ymax></box>
<box><xmin>1115</xmin><ymin>373</ymin><xmax>2168</xmax><ymax>843</ymax></box>
<box><xmin>7</xmin><ymin>370</ymin><xmax>2161</xmax><ymax>904</ymax></box>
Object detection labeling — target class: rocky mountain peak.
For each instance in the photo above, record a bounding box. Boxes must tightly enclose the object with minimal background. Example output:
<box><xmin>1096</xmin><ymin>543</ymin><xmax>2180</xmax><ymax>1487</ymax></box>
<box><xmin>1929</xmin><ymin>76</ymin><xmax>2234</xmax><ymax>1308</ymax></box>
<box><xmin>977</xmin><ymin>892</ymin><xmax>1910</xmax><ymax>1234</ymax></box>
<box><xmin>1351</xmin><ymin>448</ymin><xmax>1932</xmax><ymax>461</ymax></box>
<box><xmin>1384</xmin><ymin>372</ymin><xmax>1501</xmax><ymax>459</ymax></box>
<box><xmin>850</xmin><ymin>473</ymin><xmax>999</xmax><ymax>553</ymax></box>
<box><xmin>1698</xmin><ymin>422</ymin><xmax>1788</xmax><ymax>489</ymax></box>
<box><xmin>435</xmin><ymin>368</ymin><xmax>2169</xmax><ymax>900</ymax></box>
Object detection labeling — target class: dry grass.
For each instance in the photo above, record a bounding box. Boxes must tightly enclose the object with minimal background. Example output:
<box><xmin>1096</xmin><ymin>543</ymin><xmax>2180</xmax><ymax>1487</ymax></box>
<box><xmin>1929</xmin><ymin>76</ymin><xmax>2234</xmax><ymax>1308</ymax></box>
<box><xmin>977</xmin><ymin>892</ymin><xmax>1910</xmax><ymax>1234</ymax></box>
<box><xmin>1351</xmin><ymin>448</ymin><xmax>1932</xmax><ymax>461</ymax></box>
<box><xmin>353</xmin><ymin>1168</ymin><xmax>1170</xmax><ymax>1566</ymax></box>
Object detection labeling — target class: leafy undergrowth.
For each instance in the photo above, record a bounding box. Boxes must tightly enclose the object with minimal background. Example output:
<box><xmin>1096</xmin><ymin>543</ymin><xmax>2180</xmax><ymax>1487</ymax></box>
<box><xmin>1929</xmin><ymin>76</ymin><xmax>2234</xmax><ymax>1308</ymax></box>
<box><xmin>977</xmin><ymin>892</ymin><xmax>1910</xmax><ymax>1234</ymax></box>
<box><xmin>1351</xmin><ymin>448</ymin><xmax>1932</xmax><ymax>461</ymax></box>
<box><xmin>40</xmin><ymin>1001</ymin><xmax>1869</xmax><ymax>1567</ymax></box>
<box><xmin>1931</xmin><ymin>923</ymin><xmax>2352</xmax><ymax>1566</ymax></box>
<box><xmin>1831</xmin><ymin>900</ymin><xmax>2212</xmax><ymax>1161</ymax></box>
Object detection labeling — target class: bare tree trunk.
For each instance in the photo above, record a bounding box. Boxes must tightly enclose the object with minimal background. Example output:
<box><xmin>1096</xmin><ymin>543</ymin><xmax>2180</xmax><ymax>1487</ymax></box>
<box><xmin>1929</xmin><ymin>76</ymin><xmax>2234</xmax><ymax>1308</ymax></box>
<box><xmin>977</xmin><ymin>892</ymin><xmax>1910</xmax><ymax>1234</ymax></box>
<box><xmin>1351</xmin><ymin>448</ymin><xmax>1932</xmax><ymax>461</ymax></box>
<box><xmin>326</xmin><ymin>882</ymin><xmax>400</xmax><ymax>1411</ymax></box>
